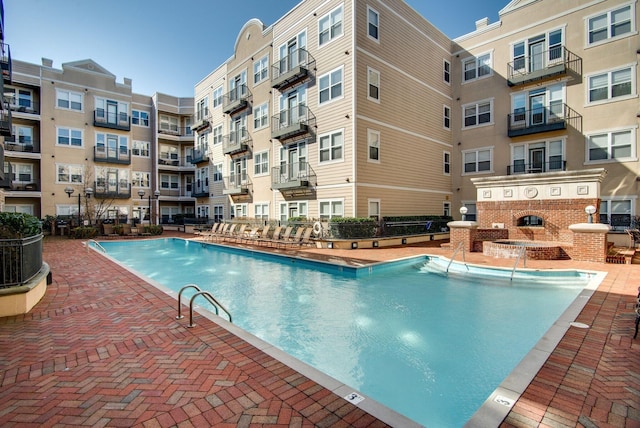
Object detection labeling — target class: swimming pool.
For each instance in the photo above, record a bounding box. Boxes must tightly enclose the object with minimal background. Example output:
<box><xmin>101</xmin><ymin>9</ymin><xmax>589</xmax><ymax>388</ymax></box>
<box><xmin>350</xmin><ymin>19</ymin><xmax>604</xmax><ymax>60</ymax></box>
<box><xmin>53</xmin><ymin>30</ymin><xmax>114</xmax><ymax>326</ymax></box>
<box><xmin>93</xmin><ymin>238</ymin><xmax>599</xmax><ymax>427</ymax></box>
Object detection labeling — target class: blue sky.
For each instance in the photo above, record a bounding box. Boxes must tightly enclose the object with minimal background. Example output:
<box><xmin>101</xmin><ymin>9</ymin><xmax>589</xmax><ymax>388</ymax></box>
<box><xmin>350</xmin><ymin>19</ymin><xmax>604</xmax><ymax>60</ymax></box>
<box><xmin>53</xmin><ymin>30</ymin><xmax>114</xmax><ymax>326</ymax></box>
<box><xmin>5</xmin><ymin>0</ymin><xmax>508</xmax><ymax>97</ymax></box>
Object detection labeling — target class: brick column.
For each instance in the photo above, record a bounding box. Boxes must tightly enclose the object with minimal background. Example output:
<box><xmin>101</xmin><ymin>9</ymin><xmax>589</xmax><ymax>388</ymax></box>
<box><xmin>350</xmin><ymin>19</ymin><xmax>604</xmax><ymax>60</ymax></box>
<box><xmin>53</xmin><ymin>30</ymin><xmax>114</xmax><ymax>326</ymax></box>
<box><xmin>447</xmin><ymin>221</ymin><xmax>478</xmax><ymax>253</ymax></box>
<box><xmin>568</xmin><ymin>223</ymin><xmax>610</xmax><ymax>263</ymax></box>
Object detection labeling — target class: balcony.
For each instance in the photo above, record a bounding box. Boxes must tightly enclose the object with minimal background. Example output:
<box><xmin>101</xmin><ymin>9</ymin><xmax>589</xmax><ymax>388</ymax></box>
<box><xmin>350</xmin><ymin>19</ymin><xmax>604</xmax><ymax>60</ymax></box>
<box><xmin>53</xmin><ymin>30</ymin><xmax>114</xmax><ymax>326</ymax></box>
<box><xmin>0</xmin><ymin>98</ymin><xmax>11</xmax><ymax>136</ymax></box>
<box><xmin>0</xmin><ymin>160</ymin><xmax>10</xmax><ymax>188</ymax></box>
<box><xmin>1</xmin><ymin>42</ymin><xmax>11</xmax><ymax>83</ymax></box>
<box><xmin>507</xmin><ymin>104</ymin><xmax>581</xmax><ymax>138</ymax></box>
<box><xmin>223</xmin><ymin>173</ymin><xmax>250</xmax><ymax>196</ymax></box>
<box><xmin>190</xmin><ymin>148</ymin><xmax>209</xmax><ymax>164</ymax></box>
<box><xmin>191</xmin><ymin>110</ymin><xmax>210</xmax><ymax>132</ymax></box>
<box><xmin>222</xmin><ymin>84</ymin><xmax>251</xmax><ymax>115</ymax></box>
<box><xmin>223</xmin><ymin>128</ymin><xmax>251</xmax><ymax>156</ymax></box>
<box><xmin>158</xmin><ymin>185</ymin><xmax>195</xmax><ymax>199</ymax></box>
<box><xmin>271</xmin><ymin>162</ymin><xmax>316</xmax><ymax>191</ymax></box>
<box><xmin>158</xmin><ymin>155</ymin><xmax>194</xmax><ymax>169</ymax></box>
<box><xmin>158</xmin><ymin>126</ymin><xmax>194</xmax><ymax>141</ymax></box>
<box><xmin>94</xmin><ymin>146</ymin><xmax>131</xmax><ymax>165</ymax></box>
<box><xmin>271</xmin><ymin>48</ymin><xmax>315</xmax><ymax>92</ymax></box>
<box><xmin>93</xmin><ymin>181</ymin><xmax>131</xmax><ymax>199</ymax></box>
<box><xmin>271</xmin><ymin>105</ymin><xmax>315</xmax><ymax>142</ymax></box>
<box><xmin>507</xmin><ymin>46</ymin><xmax>581</xmax><ymax>87</ymax></box>
<box><xmin>507</xmin><ymin>160</ymin><xmax>567</xmax><ymax>175</ymax></box>
<box><xmin>4</xmin><ymin>137</ymin><xmax>36</xmax><ymax>153</ymax></box>
<box><xmin>191</xmin><ymin>179</ymin><xmax>209</xmax><ymax>198</ymax></box>
<box><xmin>93</xmin><ymin>110</ymin><xmax>131</xmax><ymax>131</ymax></box>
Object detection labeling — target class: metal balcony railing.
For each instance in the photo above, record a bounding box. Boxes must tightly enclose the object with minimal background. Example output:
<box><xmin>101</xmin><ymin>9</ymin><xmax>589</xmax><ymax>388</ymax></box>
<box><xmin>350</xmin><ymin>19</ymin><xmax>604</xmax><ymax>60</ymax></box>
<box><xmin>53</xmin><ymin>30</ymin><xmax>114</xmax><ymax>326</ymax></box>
<box><xmin>507</xmin><ymin>103</ymin><xmax>581</xmax><ymax>137</ymax></box>
<box><xmin>507</xmin><ymin>46</ymin><xmax>581</xmax><ymax>87</ymax></box>
<box><xmin>222</xmin><ymin>128</ymin><xmax>252</xmax><ymax>155</ymax></box>
<box><xmin>192</xmin><ymin>178</ymin><xmax>209</xmax><ymax>198</ymax></box>
<box><xmin>4</xmin><ymin>138</ymin><xmax>37</xmax><ymax>153</ymax></box>
<box><xmin>223</xmin><ymin>173</ymin><xmax>251</xmax><ymax>196</ymax></box>
<box><xmin>94</xmin><ymin>146</ymin><xmax>131</xmax><ymax>165</ymax></box>
<box><xmin>271</xmin><ymin>105</ymin><xmax>315</xmax><ymax>141</ymax></box>
<box><xmin>222</xmin><ymin>84</ymin><xmax>251</xmax><ymax>115</ymax></box>
<box><xmin>271</xmin><ymin>48</ymin><xmax>315</xmax><ymax>91</ymax></box>
<box><xmin>0</xmin><ymin>97</ymin><xmax>12</xmax><ymax>137</ymax></box>
<box><xmin>93</xmin><ymin>110</ymin><xmax>131</xmax><ymax>131</ymax></box>
<box><xmin>507</xmin><ymin>160</ymin><xmax>566</xmax><ymax>175</ymax></box>
<box><xmin>158</xmin><ymin>126</ymin><xmax>193</xmax><ymax>137</ymax></box>
<box><xmin>158</xmin><ymin>155</ymin><xmax>194</xmax><ymax>167</ymax></box>
<box><xmin>158</xmin><ymin>185</ymin><xmax>195</xmax><ymax>198</ymax></box>
<box><xmin>191</xmin><ymin>148</ymin><xmax>209</xmax><ymax>164</ymax></box>
<box><xmin>1</xmin><ymin>42</ymin><xmax>11</xmax><ymax>83</ymax></box>
<box><xmin>93</xmin><ymin>181</ymin><xmax>132</xmax><ymax>199</ymax></box>
<box><xmin>271</xmin><ymin>162</ymin><xmax>316</xmax><ymax>191</ymax></box>
<box><xmin>0</xmin><ymin>160</ymin><xmax>11</xmax><ymax>188</ymax></box>
<box><xmin>191</xmin><ymin>109</ymin><xmax>210</xmax><ymax>132</ymax></box>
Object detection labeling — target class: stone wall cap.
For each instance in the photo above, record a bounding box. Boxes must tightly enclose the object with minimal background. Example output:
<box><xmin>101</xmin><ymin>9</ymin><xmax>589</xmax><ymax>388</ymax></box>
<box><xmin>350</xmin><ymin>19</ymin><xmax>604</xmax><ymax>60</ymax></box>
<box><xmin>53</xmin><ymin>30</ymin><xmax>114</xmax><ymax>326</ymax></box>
<box><xmin>568</xmin><ymin>223</ymin><xmax>611</xmax><ymax>233</ymax></box>
<box><xmin>447</xmin><ymin>220</ymin><xmax>479</xmax><ymax>229</ymax></box>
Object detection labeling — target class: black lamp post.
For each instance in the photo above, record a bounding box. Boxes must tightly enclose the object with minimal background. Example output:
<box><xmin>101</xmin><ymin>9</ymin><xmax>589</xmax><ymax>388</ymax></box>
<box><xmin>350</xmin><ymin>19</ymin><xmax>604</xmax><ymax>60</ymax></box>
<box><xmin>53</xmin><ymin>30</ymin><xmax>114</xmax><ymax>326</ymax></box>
<box><xmin>138</xmin><ymin>189</ymin><xmax>160</xmax><ymax>225</ymax></box>
<box><xmin>64</xmin><ymin>186</ymin><xmax>93</xmax><ymax>226</ymax></box>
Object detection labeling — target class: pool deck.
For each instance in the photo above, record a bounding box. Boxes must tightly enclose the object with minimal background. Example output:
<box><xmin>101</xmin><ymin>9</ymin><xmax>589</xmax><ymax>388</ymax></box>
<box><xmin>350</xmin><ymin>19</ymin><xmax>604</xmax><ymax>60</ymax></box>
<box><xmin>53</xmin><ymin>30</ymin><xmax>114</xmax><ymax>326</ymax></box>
<box><xmin>0</xmin><ymin>232</ymin><xmax>638</xmax><ymax>427</ymax></box>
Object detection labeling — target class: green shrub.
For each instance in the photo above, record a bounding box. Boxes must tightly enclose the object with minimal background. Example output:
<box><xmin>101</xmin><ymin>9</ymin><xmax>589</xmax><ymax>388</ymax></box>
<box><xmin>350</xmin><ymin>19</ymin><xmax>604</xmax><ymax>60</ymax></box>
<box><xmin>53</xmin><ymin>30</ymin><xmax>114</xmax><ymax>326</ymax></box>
<box><xmin>71</xmin><ymin>226</ymin><xmax>99</xmax><ymax>239</ymax></box>
<box><xmin>144</xmin><ymin>225</ymin><xmax>163</xmax><ymax>236</ymax></box>
<box><xmin>0</xmin><ymin>212</ymin><xmax>42</xmax><ymax>238</ymax></box>
<box><xmin>329</xmin><ymin>217</ymin><xmax>377</xmax><ymax>239</ymax></box>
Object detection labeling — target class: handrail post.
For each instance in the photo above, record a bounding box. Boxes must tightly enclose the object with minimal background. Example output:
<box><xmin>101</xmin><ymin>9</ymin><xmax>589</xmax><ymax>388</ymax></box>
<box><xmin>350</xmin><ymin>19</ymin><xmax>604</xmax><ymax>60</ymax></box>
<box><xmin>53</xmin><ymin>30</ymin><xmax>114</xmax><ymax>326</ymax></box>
<box><xmin>177</xmin><ymin>284</ymin><xmax>201</xmax><ymax>320</ymax></box>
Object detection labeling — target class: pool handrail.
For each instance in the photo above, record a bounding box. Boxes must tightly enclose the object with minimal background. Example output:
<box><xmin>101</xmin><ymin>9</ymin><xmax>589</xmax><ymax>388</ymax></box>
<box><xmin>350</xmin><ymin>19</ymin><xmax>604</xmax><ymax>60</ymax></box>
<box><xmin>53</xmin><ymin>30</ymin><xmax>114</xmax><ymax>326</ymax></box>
<box><xmin>510</xmin><ymin>245</ymin><xmax>527</xmax><ymax>281</ymax></box>
<box><xmin>86</xmin><ymin>239</ymin><xmax>107</xmax><ymax>253</ymax></box>
<box><xmin>177</xmin><ymin>283</ymin><xmax>233</xmax><ymax>325</ymax></box>
<box><xmin>446</xmin><ymin>242</ymin><xmax>469</xmax><ymax>274</ymax></box>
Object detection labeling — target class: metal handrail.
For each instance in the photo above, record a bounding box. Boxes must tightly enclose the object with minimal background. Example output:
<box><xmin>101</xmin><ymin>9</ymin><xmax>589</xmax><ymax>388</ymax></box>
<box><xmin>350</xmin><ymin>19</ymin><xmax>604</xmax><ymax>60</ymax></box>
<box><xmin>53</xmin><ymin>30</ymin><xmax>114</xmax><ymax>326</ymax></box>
<box><xmin>177</xmin><ymin>284</ymin><xmax>232</xmax><ymax>326</ymax></box>
<box><xmin>86</xmin><ymin>239</ymin><xmax>107</xmax><ymax>253</ymax></box>
<box><xmin>446</xmin><ymin>242</ymin><xmax>469</xmax><ymax>274</ymax></box>
<box><xmin>510</xmin><ymin>246</ymin><xmax>527</xmax><ymax>281</ymax></box>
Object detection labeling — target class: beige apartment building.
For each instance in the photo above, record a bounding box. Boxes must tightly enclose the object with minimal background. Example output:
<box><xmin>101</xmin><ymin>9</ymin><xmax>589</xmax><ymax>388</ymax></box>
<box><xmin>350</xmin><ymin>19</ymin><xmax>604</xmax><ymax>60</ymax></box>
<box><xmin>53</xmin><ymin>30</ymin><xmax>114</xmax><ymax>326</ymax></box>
<box><xmin>1</xmin><ymin>57</ymin><xmax>195</xmax><ymax>225</ymax></box>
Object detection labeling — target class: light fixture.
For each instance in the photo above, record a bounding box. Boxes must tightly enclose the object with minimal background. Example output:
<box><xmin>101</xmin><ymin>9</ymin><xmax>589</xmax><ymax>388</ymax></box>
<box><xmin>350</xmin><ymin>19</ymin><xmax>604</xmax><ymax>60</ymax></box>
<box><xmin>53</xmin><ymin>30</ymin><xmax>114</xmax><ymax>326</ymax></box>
<box><xmin>402</xmin><ymin>238</ymin><xmax>407</xmax><ymax>245</ymax></box>
<box><xmin>585</xmin><ymin>205</ymin><xmax>596</xmax><ymax>223</ymax></box>
<box><xmin>460</xmin><ymin>206</ymin><xmax>468</xmax><ymax>221</ymax></box>
<box><xmin>327</xmin><ymin>242</ymin><xmax>333</xmax><ymax>249</ymax></box>
<box><xmin>65</xmin><ymin>186</ymin><xmax>93</xmax><ymax>226</ymax></box>
<box><xmin>351</xmin><ymin>242</ymin><xmax>358</xmax><ymax>249</ymax></box>
<box><xmin>372</xmin><ymin>241</ymin><xmax>379</xmax><ymax>248</ymax></box>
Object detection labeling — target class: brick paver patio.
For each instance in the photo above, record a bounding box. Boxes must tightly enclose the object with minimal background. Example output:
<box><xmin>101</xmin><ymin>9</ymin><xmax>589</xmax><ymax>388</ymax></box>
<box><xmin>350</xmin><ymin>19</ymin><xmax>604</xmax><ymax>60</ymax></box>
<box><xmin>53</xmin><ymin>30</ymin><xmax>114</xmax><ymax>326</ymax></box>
<box><xmin>0</xmin><ymin>232</ymin><xmax>638</xmax><ymax>427</ymax></box>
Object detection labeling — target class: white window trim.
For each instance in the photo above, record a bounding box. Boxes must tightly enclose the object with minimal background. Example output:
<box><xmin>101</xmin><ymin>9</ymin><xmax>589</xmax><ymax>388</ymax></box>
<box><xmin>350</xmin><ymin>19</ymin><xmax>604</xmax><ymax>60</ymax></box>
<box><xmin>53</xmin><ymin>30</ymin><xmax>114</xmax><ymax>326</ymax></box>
<box><xmin>253</xmin><ymin>150</ymin><xmax>270</xmax><ymax>177</ymax></box>
<box><xmin>318</xmin><ymin>198</ymin><xmax>345</xmax><ymax>219</ymax></box>
<box><xmin>461</xmin><ymin>50</ymin><xmax>493</xmax><ymax>84</ymax></box>
<box><xmin>318</xmin><ymin>129</ymin><xmax>345</xmax><ymax>165</ymax></box>
<box><xmin>443</xmin><ymin>59</ymin><xmax>451</xmax><ymax>85</ymax></box>
<box><xmin>367</xmin><ymin>129</ymin><xmax>380</xmax><ymax>164</ymax></box>
<box><xmin>510</xmin><ymin>137</ymin><xmax>567</xmax><ymax>173</ymax></box>
<box><xmin>213</xmin><ymin>86</ymin><xmax>224</xmax><ymax>108</ymax></box>
<box><xmin>367</xmin><ymin>66</ymin><xmax>380</xmax><ymax>103</ymax></box>
<box><xmin>584</xmin><ymin>63</ymin><xmax>637</xmax><ymax>106</ymax></box>
<box><xmin>132</xmin><ymin>110</ymin><xmax>150</xmax><ymax>127</ymax></box>
<box><xmin>584</xmin><ymin>126</ymin><xmax>638</xmax><ymax>164</ymax></box>
<box><xmin>132</xmin><ymin>171</ymin><xmax>151</xmax><ymax>189</ymax></box>
<box><xmin>253</xmin><ymin>102</ymin><xmax>269</xmax><ymax>131</ymax></box>
<box><xmin>368</xmin><ymin>198</ymin><xmax>381</xmax><ymax>219</ymax></box>
<box><xmin>254</xmin><ymin>202</ymin><xmax>270</xmax><ymax>220</ymax></box>
<box><xmin>584</xmin><ymin>2</ymin><xmax>637</xmax><ymax>49</ymax></box>
<box><xmin>132</xmin><ymin>140</ymin><xmax>150</xmax><ymax>158</ymax></box>
<box><xmin>461</xmin><ymin>98</ymin><xmax>494</xmax><ymax>129</ymax></box>
<box><xmin>55</xmin><ymin>89</ymin><xmax>84</xmax><ymax>112</ymax></box>
<box><xmin>55</xmin><ymin>126</ymin><xmax>84</xmax><ymax>148</ymax></box>
<box><xmin>317</xmin><ymin>4</ymin><xmax>344</xmax><ymax>48</ymax></box>
<box><xmin>55</xmin><ymin>163</ymin><xmax>84</xmax><ymax>184</ymax></box>
<box><xmin>367</xmin><ymin>5</ymin><xmax>380</xmax><ymax>42</ymax></box>
<box><xmin>318</xmin><ymin>65</ymin><xmax>344</xmax><ymax>106</ymax></box>
<box><xmin>461</xmin><ymin>147</ymin><xmax>494</xmax><ymax>176</ymax></box>
<box><xmin>443</xmin><ymin>105</ymin><xmax>451</xmax><ymax>130</ymax></box>
<box><xmin>253</xmin><ymin>54</ymin><xmax>269</xmax><ymax>86</ymax></box>
<box><xmin>443</xmin><ymin>151</ymin><xmax>451</xmax><ymax>176</ymax></box>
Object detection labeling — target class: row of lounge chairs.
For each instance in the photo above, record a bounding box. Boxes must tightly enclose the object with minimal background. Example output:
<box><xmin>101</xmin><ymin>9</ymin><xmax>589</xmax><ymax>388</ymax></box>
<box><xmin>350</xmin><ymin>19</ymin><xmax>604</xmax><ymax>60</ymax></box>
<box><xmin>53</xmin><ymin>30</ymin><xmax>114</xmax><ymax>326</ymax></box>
<box><xmin>199</xmin><ymin>223</ymin><xmax>315</xmax><ymax>248</ymax></box>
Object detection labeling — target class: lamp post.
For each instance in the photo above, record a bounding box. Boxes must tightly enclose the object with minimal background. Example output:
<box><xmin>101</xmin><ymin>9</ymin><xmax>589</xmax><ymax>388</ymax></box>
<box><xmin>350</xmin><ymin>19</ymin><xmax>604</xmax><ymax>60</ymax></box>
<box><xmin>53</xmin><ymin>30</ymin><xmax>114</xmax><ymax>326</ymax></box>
<box><xmin>585</xmin><ymin>205</ymin><xmax>596</xmax><ymax>224</ymax></box>
<box><xmin>64</xmin><ymin>186</ymin><xmax>93</xmax><ymax>226</ymax></box>
<box><xmin>138</xmin><ymin>189</ymin><xmax>160</xmax><ymax>225</ymax></box>
<box><xmin>460</xmin><ymin>206</ymin><xmax>468</xmax><ymax>221</ymax></box>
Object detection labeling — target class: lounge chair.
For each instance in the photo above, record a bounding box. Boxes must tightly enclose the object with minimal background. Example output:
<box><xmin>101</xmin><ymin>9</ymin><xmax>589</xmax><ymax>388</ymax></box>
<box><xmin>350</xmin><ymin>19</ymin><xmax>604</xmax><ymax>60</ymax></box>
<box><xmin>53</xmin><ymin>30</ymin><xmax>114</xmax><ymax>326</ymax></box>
<box><xmin>243</xmin><ymin>225</ymin><xmax>270</xmax><ymax>245</ymax></box>
<box><xmin>228</xmin><ymin>224</ymin><xmax>247</xmax><ymax>242</ymax></box>
<box><xmin>201</xmin><ymin>223</ymin><xmax>220</xmax><ymax>240</ymax></box>
<box><xmin>257</xmin><ymin>226</ymin><xmax>281</xmax><ymax>246</ymax></box>
<box><xmin>269</xmin><ymin>226</ymin><xmax>293</xmax><ymax>247</ymax></box>
<box><xmin>240</xmin><ymin>226</ymin><xmax>260</xmax><ymax>243</ymax></box>
<box><xmin>298</xmin><ymin>227</ymin><xmax>315</xmax><ymax>247</ymax></box>
<box><xmin>276</xmin><ymin>226</ymin><xmax>305</xmax><ymax>248</ymax></box>
<box><xmin>208</xmin><ymin>223</ymin><xmax>229</xmax><ymax>241</ymax></box>
<box><xmin>102</xmin><ymin>223</ymin><xmax>118</xmax><ymax>237</ymax></box>
<box><xmin>219</xmin><ymin>223</ymin><xmax>236</xmax><ymax>241</ymax></box>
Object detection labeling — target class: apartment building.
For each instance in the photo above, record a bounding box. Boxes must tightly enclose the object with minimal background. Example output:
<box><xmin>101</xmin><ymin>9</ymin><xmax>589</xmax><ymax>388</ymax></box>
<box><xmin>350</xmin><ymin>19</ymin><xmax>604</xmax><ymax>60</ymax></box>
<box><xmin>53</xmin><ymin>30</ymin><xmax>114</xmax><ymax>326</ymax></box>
<box><xmin>451</xmin><ymin>0</ymin><xmax>638</xmax><ymax>228</ymax></box>
<box><xmin>0</xmin><ymin>0</ymin><xmax>12</xmax><ymax>209</ymax></box>
<box><xmin>0</xmin><ymin>57</ymin><xmax>195</xmax><ymax>224</ymax></box>
<box><xmin>194</xmin><ymin>0</ymin><xmax>454</xmax><ymax>222</ymax></box>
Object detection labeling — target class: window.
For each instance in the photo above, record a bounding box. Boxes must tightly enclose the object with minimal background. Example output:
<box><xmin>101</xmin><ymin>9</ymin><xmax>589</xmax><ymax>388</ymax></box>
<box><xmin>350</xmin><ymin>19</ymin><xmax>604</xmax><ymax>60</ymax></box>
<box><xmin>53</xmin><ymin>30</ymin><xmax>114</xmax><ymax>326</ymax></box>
<box><xmin>588</xmin><ymin>4</ymin><xmax>634</xmax><ymax>45</ymax></box>
<box><xmin>443</xmin><ymin>151</ymin><xmax>450</xmax><ymax>175</ymax></box>
<box><xmin>463</xmin><ymin>148</ymin><xmax>492</xmax><ymax>174</ymax></box>
<box><xmin>5</xmin><ymin>87</ymin><xmax>33</xmax><ymax>110</ymax></box>
<box><xmin>253</xmin><ymin>103</ymin><xmax>269</xmax><ymax>130</ymax></box>
<box><xmin>368</xmin><ymin>67</ymin><xmax>380</xmax><ymax>101</ymax></box>
<box><xmin>511</xmin><ymin>29</ymin><xmax>564</xmax><ymax>74</ymax></box>
<box><xmin>132</xmin><ymin>141</ymin><xmax>150</xmax><ymax>157</ymax></box>
<box><xmin>443</xmin><ymin>59</ymin><xmax>451</xmax><ymax>84</ymax></box>
<box><xmin>461</xmin><ymin>203</ymin><xmax>477</xmax><ymax>221</ymax></box>
<box><xmin>368</xmin><ymin>199</ymin><xmax>380</xmax><ymax>220</ymax></box>
<box><xmin>443</xmin><ymin>105</ymin><xmax>451</xmax><ymax>129</ymax></box>
<box><xmin>160</xmin><ymin>115</ymin><xmax>179</xmax><ymax>133</ymax></box>
<box><xmin>57</xmin><ymin>127</ymin><xmax>83</xmax><ymax>147</ymax></box>
<box><xmin>132</xmin><ymin>110</ymin><xmax>149</xmax><ymax>127</ymax></box>
<box><xmin>213</xmin><ymin>205</ymin><xmax>224</xmax><ymax>223</ymax></box>
<box><xmin>213</xmin><ymin>163</ymin><xmax>223</xmax><ymax>182</ymax></box>
<box><xmin>196</xmin><ymin>132</ymin><xmax>208</xmax><ymax>153</ymax></box>
<box><xmin>159</xmin><ymin>145</ymin><xmax>179</xmax><ymax>164</ymax></box>
<box><xmin>254</xmin><ymin>203</ymin><xmax>269</xmax><ymax>221</ymax></box>
<box><xmin>96</xmin><ymin>133</ymin><xmax>128</xmax><ymax>155</ymax></box>
<box><xmin>213</xmin><ymin>125</ymin><xmax>223</xmax><ymax>145</ymax></box>
<box><xmin>588</xmin><ymin>66</ymin><xmax>633</xmax><ymax>103</ymax></box>
<box><xmin>253</xmin><ymin>55</ymin><xmax>269</xmax><ymax>85</ymax></box>
<box><xmin>94</xmin><ymin>167</ymin><xmax>130</xmax><ymax>194</ymax></box>
<box><xmin>132</xmin><ymin>171</ymin><xmax>150</xmax><ymax>188</ymax></box>
<box><xmin>600</xmin><ymin>199</ymin><xmax>633</xmax><ymax>230</ymax></box>
<box><xmin>95</xmin><ymin>98</ymin><xmax>128</xmax><ymax>125</ymax></box>
<box><xmin>462</xmin><ymin>52</ymin><xmax>492</xmax><ymax>82</ymax></box>
<box><xmin>319</xmin><ymin>130</ymin><xmax>343</xmax><ymax>163</ymax></box>
<box><xmin>463</xmin><ymin>99</ymin><xmax>493</xmax><ymax>128</ymax></box>
<box><xmin>368</xmin><ymin>129</ymin><xmax>380</xmax><ymax>162</ymax></box>
<box><xmin>319</xmin><ymin>5</ymin><xmax>343</xmax><ymax>46</ymax></box>
<box><xmin>11</xmin><ymin>125</ymin><xmax>33</xmax><ymax>145</ymax></box>
<box><xmin>319</xmin><ymin>200</ymin><xmax>344</xmax><ymax>220</ymax></box>
<box><xmin>368</xmin><ymin>6</ymin><xmax>379</xmax><ymax>40</ymax></box>
<box><xmin>213</xmin><ymin>86</ymin><xmax>223</xmax><ymax>108</ymax></box>
<box><xmin>196</xmin><ymin>205</ymin><xmax>209</xmax><ymax>219</ymax></box>
<box><xmin>253</xmin><ymin>151</ymin><xmax>269</xmax><ymax>175</ymax></box>
<box><xmin>196</xmin><ymin>97</ymin><xmax>209</xmax><ymax>121</ymax></box>
<box><xmin>319</xmin><ymin>67</ymin><xmax>343</xmax><ymax>104</ymax></box>
<box><xmin>57</xmin><ymin>164</ymin><xmax>83</xmax><ymax>183</ymax></box>
<box><xmin>10</xmin><ymin>163</ymin><xmax>33</xmax><ymax>183</ymax></box>
<box><xmin>443</xmin><ymin>202</ymin><xmax>451</xmax><ymax>218</ymax></box>
<box><xmin>518</xmin><ymin>215</ymin><xmax>544</xmax><ymax>227</ymax></box>
<box><xmin>160</xmin><ymin>174</ymin><xmax>179</xmax><ymax>190</ymax></box>
<box><xmin>279</xmin><ymin>201</ymin><xmax>308</xmax><ymax>221</ymax></box>
<box><xmin>56</xmin><ymin>89</ymin><xmax>83</xmax><ymax>111</ymax></box>
<box><xmin>511</xmin><ymin>139</ymin><xmax>565</xmax><ymax>173</ymax></box>
<box><xmin>587</xmin><ymin>128</ymin><xmax>635</xmax><ymax>162</ymax></box>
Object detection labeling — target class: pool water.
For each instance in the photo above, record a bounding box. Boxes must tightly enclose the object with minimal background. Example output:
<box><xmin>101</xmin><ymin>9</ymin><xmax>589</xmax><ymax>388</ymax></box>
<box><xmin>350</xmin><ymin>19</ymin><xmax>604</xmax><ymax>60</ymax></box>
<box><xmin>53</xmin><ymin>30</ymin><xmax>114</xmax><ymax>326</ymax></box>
<box><xmin>96</xmin><ymin>238</ymin><xmax>591</xmax><ymax>427</ymax></box>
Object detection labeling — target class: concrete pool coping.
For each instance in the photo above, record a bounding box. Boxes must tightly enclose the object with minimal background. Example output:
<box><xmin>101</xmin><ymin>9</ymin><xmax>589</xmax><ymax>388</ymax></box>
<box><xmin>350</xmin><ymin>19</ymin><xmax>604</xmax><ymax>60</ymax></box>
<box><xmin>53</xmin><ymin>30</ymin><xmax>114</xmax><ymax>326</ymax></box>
<box><xmin>88</xmin><ymin>237</ymin><xmax>607</xmax><ymax>427</ymax></box>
